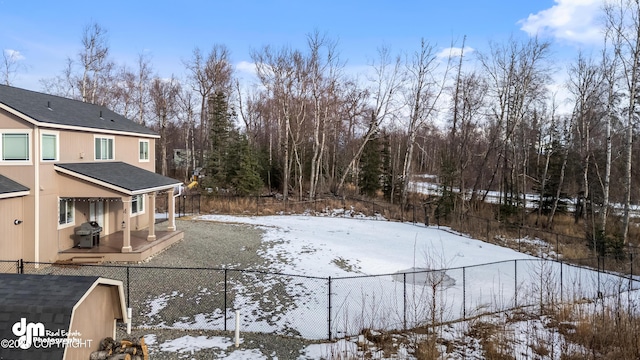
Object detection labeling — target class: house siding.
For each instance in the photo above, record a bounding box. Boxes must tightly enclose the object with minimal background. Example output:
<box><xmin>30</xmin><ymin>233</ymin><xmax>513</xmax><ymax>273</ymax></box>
<box><xmin>0</xmin><ymin>197</ymin><xmax>24</xmax><ymax>261</ymax></box>
<box><xmin>1</xmin><ymin>102</ymin><xmax>159</xmax><ymax>264</ymax></box>
<box><xmin>56</xmin><ymin>128</ymin><xmax>156</xmax><ymax>168</ymax></box>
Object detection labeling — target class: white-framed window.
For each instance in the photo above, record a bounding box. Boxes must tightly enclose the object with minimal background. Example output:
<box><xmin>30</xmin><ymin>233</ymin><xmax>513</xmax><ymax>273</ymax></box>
<box><xmin>0</xmin><ymin>130</ymin><xmax>31</xmax><ymax>163</ymax></box>
<box><xmin>58</xmin><ymin>198</ymin><xmax>75</xmax><ymax>227</ymax></box>
<box><xmin>41</xmin><ymin>131</ymin><xmax>59</xmax><ymax>161</ymax></box>
<box><xmin>131</xmin><ymin>194</ymin><xmax>145</xmax><ymax>215</ymax></box>
<box><xmin>95</xmin><ymin>136</ymin><xmax>114</xmax><ymax>160</ymax></box>
<box><xmin>139</xmin><ymin>140</ymin><xmax>150</xmax><ymax>162</ymax></box>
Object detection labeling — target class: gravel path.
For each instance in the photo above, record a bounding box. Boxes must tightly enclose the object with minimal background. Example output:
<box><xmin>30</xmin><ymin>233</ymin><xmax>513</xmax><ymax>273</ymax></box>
<box><xmin>142</xmin><ymin>218</ymin><xmax>268</xmax><ymax>268</ymax></box>
<box><xmin>116</xmin><ymin>218</ymin><xmax>322</xmax><ymax>360</ymax></box>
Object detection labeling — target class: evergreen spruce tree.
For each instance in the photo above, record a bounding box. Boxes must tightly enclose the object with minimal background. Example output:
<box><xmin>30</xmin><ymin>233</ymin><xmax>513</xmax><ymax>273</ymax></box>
<box><xmin>229</xmin><ymin>134</ymin><xmax>263</xmax><ymax>196</ymax></box>
<box><xmin>359</xmin><ymin>131</ymin><xmax>382</xmax><ymax>197</ymax></box>
<box><xmin>206</xmin><ymin>91</ymin><xmax>234</xmax><ymax>189</ymax></box>
<box><xmin>381</xmin><ymin>134</ymin><xmax>394</xmax><ymax>201</ymax></box>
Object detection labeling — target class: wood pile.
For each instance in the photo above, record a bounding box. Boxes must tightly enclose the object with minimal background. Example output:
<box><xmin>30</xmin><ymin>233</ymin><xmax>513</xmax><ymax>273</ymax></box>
<box><xmin>89</xmin><ymin>337</ymin><xmax>148</xmax><ymax>360</ymax></box>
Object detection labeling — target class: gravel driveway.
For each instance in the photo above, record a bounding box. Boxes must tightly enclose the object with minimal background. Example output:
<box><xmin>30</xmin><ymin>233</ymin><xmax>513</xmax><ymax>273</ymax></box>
<box><xmin>116</xmin><ymin>218</ymin><xmax>323</xmax><ymax>360</ymax></box>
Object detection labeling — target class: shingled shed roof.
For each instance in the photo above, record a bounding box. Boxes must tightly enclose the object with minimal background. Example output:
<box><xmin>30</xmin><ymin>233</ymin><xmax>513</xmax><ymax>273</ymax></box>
<box><xmin>0</xmin><ymin>273</ymin><xmax>128</xmax><ymax>360</ymax></box>
<box><xmin>0</xmin><ymin>174</ymin><xmax>29</xmax><ymax>199</ymax></box>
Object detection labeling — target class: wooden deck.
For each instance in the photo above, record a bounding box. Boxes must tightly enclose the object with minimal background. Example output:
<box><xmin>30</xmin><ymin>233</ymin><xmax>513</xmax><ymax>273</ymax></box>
<box><xmin>58</xmin><ymin>229</ymin><xmax>184</xmax><ymax>263</ymax></box>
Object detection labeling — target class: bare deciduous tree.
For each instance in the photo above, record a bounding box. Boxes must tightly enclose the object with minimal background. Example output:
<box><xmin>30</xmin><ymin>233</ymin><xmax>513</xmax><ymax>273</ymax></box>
<box><xmin>336</xmin><ymin>46</ymin><xmax>403</xmax><ymax>195</ymax></box>
<box><xmin>40</xmin><ymin>21</ymin><xmax>114</xmax><ymax>106</ymax></box>
<box><xmin>150</xmin><ymin>76</ymin><xmax>181</xmax><ymax>176</ymax></box>
<box><xmin>184</xmin><ymin>45</ymin><xmax>234</xmax><ymax>167</ymax></box>
<box><xmin>252</xmin><ymin>46</ymin><xmax>309</xmax><ymax>200</ymax></box>
<box><xmin>566</xmin><ymin>51</ymin><xmax>608</xmax><ymax>226</ymax></box>
<box><xmin>400</xmin><ymin>38</ymin><xmax>451</xmax><ymax>206</ymax></box>
<box><xmin>603</xmin><ymin>0</ymin><xmax>640</xmax><ymax>244</ymax></box>
<box><xmin>474</xmin><ymin>37</ymin><xmax>551</xmax><ymax>217</ymax></box>
<box><xmin>307</xmin><ymin>31</ymin><xmax>343</xmax><ymax>199</ymax></box>
<box><xmin>1</xmin><ymin>49</ymin><xmax>25</xmax><ymax>85</ymax></box>
<box><xmin>79</xmin><ymin>22</ymin><xmax>113</xmax><ymax>104</ymax></box>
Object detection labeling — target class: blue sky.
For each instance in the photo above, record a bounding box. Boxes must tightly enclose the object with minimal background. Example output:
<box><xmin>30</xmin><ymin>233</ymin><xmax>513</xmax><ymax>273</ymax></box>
<box><xmin>1</xmin><ymin>0</ymin><xmax>605</xmax><ymax>91</ymax></box>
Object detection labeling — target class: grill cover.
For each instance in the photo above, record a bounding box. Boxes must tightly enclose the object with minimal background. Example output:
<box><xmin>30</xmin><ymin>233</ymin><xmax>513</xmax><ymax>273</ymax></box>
<box><xmin>75</xmin><ymin>221</ymin><xmax>102</xmax><ymax>235</ymax></box>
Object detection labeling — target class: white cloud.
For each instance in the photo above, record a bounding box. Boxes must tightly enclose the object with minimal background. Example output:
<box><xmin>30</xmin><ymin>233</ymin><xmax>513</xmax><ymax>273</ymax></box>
<box><xmin>519</xmin><ymin>0</ymin><xmax>604</xmax><ymax>45</ymax></box>
<box><xmin>436</xmin><ymin>46</ymin><xmax>475</xmax><ymax>59</ymax></box>
<box><xmin>3</xmin><ymin>49</ymin><xmax>25</xmax><ymax>61</ymax></box>
<box><xmin>235</xmin><ymin>61</ymin><xmax>256</xmax><ymax>76</ymax></box>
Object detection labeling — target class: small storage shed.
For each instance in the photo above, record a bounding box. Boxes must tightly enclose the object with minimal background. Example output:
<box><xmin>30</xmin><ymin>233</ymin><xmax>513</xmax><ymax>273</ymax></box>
<box><xmin>0</xmin><ymin>273</ymin><xmax>129</xmax><ymax>360</ymax></box>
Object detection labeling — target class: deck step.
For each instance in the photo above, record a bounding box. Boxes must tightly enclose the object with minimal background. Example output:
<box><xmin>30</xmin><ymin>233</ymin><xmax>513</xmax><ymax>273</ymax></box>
<box><xmin>67</xmin><ymin>256</ymin><xmax>105</xmax><ymax>264</ymax></box>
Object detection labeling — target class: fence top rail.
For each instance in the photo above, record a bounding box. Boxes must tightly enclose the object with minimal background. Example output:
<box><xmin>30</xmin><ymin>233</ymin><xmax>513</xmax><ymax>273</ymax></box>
<box><xmin>14</xmin><ymin>256</ymin><xmax>637</xmax><ymax>282</ymax></box>
<box><xmin>19</xmin><ymin>261</ymin><xmax>327</xmax><ymax>280</ymax></box>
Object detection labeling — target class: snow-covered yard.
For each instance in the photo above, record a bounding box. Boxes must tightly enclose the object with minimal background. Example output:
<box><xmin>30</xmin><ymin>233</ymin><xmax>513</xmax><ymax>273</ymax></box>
<box><xmin>139</xmin><ymin>214</ymin><xmax>635</xmax><ymax>359</ymax></box>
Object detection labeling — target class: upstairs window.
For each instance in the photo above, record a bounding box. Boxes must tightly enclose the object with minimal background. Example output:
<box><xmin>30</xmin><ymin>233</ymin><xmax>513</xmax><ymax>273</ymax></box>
<box><xmin>41</xmin><ymin>132</ymin><xmax>58</xmax><ymax>161</ymax></box>
<box><xmin>95</xmin><ymin>136</ymin><xmax>114</xmax><ymax>160</ymax></box>
<box><xmin>139</xmin><ymin>140</ymin><xmax>149</xmax><ymax>162</ymax></box>
<box><xmin>2</xmin><ymin>132</ymin><xmax>29</xmax><ymax>161</ymax></box>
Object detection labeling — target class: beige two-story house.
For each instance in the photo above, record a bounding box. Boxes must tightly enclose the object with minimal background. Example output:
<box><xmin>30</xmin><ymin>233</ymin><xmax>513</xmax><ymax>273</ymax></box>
<box><xmin>0</xmin><ymin>84</ymin><xmax>183</xmax><ymax>264</ymax></box>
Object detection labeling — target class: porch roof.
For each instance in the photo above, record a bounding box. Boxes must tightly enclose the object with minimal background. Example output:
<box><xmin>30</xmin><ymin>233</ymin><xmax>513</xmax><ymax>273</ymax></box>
<box><xmin>0</xmin><ymin>174</ymin><xmax>29</xmax><ymax>199</ymax></box>
<box><xmin>55</xmin><ymin>162</ymin><xmax>182</xmax><ymax>196</ymax></box>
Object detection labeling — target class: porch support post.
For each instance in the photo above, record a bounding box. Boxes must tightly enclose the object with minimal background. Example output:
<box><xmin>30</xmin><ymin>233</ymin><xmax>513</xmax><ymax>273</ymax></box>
<box><xmin>147</xmin><ymin>192</ymin><xmax>156</xmax><ymax>242</ymax></box>
<box><xmin>168</xmin><ymin>188</ymin><xmax>176</xmax><ymax>231</ymax></box>
<box><xmin>121</xmin><ymin>196</ymin><xmax>133</xmax><ymax>252</ymax></box>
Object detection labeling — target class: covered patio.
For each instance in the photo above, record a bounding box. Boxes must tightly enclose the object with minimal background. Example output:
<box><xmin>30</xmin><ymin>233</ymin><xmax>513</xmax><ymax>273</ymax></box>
<box><xmin>58</xmin><ymin>224</ymin><xmax>184</xmax><ymax>262</ymax></box>
<box><xmin>55</xmin><ymin>162</ymin><xmax>184</xmax><ymax>262</ymax></box>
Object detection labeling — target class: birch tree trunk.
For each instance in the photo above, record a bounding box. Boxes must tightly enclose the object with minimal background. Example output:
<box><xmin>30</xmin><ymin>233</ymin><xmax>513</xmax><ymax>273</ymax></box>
<box><xmin>400</xmin><ymin>39</ymin><xmax>450</xmax><ymax>206</ymax></box>
<box><xmin>604</xmin><ymin>0</ymin><xmax>640</xmax><ymax>244</ymax></box>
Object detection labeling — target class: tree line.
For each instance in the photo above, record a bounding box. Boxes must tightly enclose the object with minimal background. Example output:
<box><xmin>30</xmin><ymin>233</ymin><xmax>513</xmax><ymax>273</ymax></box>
<box><xmin>4</xmin><ymin>0</ymin><xmax>640</xmax><ymax>247</ymax></box>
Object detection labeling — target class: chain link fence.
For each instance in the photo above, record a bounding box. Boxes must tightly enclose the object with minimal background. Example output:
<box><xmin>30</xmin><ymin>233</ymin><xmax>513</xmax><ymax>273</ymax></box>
<box><xmin>3</xmin><ymin>258</ymin><xmax>633</xmax><ymax>340</ymax></box>
<box><xmin>0</xmin><ymin>260</ymin><xmax>18</xmax><ymax>274</ymax></box>
<box><xmin>195</xmin><ymin>194</ymin><xmax>640</xmax><ymax>275</ymax></box>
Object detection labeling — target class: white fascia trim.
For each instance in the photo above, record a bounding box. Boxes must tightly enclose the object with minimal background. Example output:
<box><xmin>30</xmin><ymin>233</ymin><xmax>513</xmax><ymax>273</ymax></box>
<box><xmin>0</xmin><ymin>103</ymin><xmax>160</xmax><ymax>139</ymax></box>
<box><xmin>0</xmin><ymin>191</ymin><xmax>30</xmax><ymax>199</ymax></box>
<box><xmin>131</xmin><ymin>183</ymin><xmax>183</xmax><ymax>196</ymax></box>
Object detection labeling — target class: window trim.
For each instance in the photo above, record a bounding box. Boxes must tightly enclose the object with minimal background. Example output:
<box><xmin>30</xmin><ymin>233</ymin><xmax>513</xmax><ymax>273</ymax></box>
<box><xmin>131</xmin><ymin>194</ymin><xmax>145</xmax><ymax>216</ymax></box>
<box><xmin>41</xmin><ymin>131</ymin><xmax>59</xmax><ymax>162</ymax></box>
<box><xmin>94</xmin><ymin>135</ymin><xmax>115</xmax><ymax>161</ymax></box>
<box><xmin>0</xmin><ymin>129</ymin><xmax>32</xmax><ymax>165</ymax></box>
<box><xmin>58</xmin><ymin>198</ymin><xmax>75</xmax><ymax>229</ymax></box>
<box><xmin>139</xmin><ymin>139</ymin><xmax>150</xmax><ymax>162</ymax></box>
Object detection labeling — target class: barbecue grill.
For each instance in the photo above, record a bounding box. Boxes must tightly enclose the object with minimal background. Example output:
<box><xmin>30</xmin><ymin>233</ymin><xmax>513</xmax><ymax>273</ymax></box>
<box><xmin>75</xmin><ymin>221</ymin><xmax>102</xmax><ymax>248</ymax></box>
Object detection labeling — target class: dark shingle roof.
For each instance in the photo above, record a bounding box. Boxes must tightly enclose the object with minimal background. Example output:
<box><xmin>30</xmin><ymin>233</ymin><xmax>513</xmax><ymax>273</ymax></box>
<box><xmin>0</xmin><ymin>273</ymin><xmax>100</xmax><ymax>360</ymax></box>
<box><xmin>55</xmin><ymin>162</ymin><xmax>182</xmax><ymax>195</ymax></box>
<box><xmin>0</xmin><ymin>174</ymin><xmax>29</xmax><ymax>196</ymax></box>
<box><xmin>0</xmin><ymin>84</ymin><xmax>157</xmax><ymax>136</ymax></box>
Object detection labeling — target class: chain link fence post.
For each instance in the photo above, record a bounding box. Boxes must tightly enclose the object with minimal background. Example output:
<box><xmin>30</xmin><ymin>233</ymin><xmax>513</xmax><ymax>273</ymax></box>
<box><xmin>462</xmin><ymin>266</ymin><xmax>466</xmax><ymax>320</ymax></box>
<box><xmin>224</xmin><ymin>268</ymin><xmax>228</xmax><ymax>332</ymax></box>
<box><xmin>328</xmin><ymin>276</ymin><xmax>332</xmax><ymax>341</ymax></box>
<box><xmin>403</xmin><ymin>272</ymin><xmax>407</xmax><ymax>330</ymax></box>
<box><xmin>560</xmin><ymin>261</ymin><xmax>563</xmax><ymax>303</ymax></box>
<box><xmin>126</xmin><ymin>266</ymin><xmax>130</xmax><ymax>307</ymax></box>
<box><xmin>631</xmin><ymin>253</ymin><xmax>634</xmax><ymax>291</ymax></box>
<box><xmin>514</xmin><ymin>260</ymin><xmax>518</xmax><ymax>308</ymax></box>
